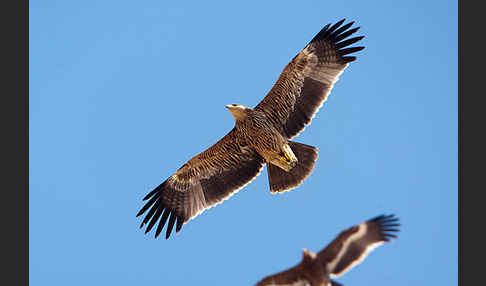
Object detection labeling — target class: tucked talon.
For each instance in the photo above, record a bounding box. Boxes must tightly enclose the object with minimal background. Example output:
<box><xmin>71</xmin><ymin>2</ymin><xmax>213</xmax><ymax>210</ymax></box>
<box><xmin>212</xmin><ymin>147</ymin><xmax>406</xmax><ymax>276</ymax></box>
<box><xmin>280</xmin><ymin>156</ymin><xmax>290</xmax><ymax>164</ymax></box>
<box><xmin>284</xmin><ymin>152</ymin><xmax>292</xmax><ymax>162</ymax></box>
<box><xmin>280</xmin><ymin>155</ymin><xmax>297</xmax><ymax>166</ymax></box>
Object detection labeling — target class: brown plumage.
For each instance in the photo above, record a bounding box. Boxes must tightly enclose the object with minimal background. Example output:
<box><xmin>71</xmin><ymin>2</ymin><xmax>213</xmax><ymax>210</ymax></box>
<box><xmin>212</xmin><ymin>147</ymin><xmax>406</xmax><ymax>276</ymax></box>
<box><xmin>137</xmin><ymin>19</ymin><xmax>365</xmax><ymax>239</ymax></box>
<box><xmin>255</xmin><ymin>214</ymin><xmax>400</xmax><ymax>286</ymax></box>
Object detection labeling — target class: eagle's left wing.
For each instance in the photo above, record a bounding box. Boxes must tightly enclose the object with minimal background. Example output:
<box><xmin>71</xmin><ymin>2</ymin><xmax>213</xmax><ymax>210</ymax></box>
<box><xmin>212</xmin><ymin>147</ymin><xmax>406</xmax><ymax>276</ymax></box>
<box><xmin>255</xmin><ymin>19</ymin><xmax>364</xmax><ymax>139</ymax></box>
<box><xmin>317</xmin><ymin>214</ymin><xmax>400</xmax><ymax>278</ymax></box>
<box><xmin>255</xmin><ymin>264</ymin><xmax>309</xmax><ymax>286</ymax></box>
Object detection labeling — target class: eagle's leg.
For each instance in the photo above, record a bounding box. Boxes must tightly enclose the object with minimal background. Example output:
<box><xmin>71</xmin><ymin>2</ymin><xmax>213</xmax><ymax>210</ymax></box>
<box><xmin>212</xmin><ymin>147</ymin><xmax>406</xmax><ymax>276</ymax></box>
<box><xmin>269</xmin><ymin>157</ymin><xmax>294</xmax><ymax>172</ymax></box>
<box><xmin>263</xmin><ymin>144</ymin><xmax>298</xmax><ymax>172</ymax></box>
<box><xmin>281</xmin><ymin>143</ymin><xmax>298</xmax><ymax>164</ymax></box>
<box><xmin>279</xmin><ymin>155</ymin><xmax>295</xmax><ymax>165</ymax></box>
<box><xmin>274</xmin><ymin>144</ymin><xmax>298</xmax><ymax>170</ymax></box>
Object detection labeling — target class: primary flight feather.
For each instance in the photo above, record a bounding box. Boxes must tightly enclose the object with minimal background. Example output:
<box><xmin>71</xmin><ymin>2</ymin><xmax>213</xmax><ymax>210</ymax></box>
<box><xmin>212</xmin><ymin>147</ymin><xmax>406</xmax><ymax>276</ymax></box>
<box><xmin>137</xmin><ymin>19</ymin><xmax>365</xmax><ymax>239</ymax></box>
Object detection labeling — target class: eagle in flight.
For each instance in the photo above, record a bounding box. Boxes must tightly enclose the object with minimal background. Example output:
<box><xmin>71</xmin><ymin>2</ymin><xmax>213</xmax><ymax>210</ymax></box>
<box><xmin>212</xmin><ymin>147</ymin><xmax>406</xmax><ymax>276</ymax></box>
<box><xmin>255</xmin><ymin>214</ymin><xmax>400</xmax><ymax>286</ymax></box>
<box><xmin>137</xmin><ymin>19</ymin><xmax>365</xmax><ymax>239</ymax></box>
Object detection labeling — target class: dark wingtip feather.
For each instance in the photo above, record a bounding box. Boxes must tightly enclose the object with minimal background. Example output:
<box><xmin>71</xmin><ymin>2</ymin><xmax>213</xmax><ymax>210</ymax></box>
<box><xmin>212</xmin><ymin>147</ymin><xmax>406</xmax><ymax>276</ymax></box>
<box><xmin>154</xmin><ymin>208</ymin><xmax>171</xmax><ymax>238</ymax></box>
<box><xmin>334</xmin><ymin>27</ymin><xmax>361</xmax><ymax>43</ymax></box>
<box><xmin>318</xmin><ymin>19</ymin><xmax>346</xmax><ymax>40</ymax></box>
<box><xmin>336</xmin><ymin>36</ymin><xmax>365</xmax><ymax>49</ymax></box>
<box><xmin>308</xmin><ymin>19</ymin><xmax>365</xmax><ymax>61</ymax></box>
<box><xmin>136</xmin><ymin>194</ymin><xmax>159</xmax><ymax>217</ymax></box>
<box><xmin>307</xmin><ymin>23</ymin><xmax>331</xmax><ymax>44</ymax></box>
<box><xmin>369</xmin><ymin>213</ymin><xmax>399</xmax><ymax>223</ymax></box>
<box><xmin>136</xmin><ymin>209</ymin><xmax>145</xmax><ymax>218</ymax></box>
<box><xmin>165</xmin><ymin>212</ymin><xmax>177</xmax><ymax>239</ymax></box>
<box><xmin>176</xmin><ymin>216</ymin><xmax>184</xmax><ymax>233</ymax></box>
<box><xmin>330</xmin><ymin>18</ymin><xmax>346</xmax><ymax>31</ymax></box>
<box><xmin>140</xmin><ymin>201</ymin><xmax>159</xmax><ymax>227</ymax></box>
<box><xmin>142</xmin><ymin>189</ymin><xmax>157</xmax><ymax>201</ymax></box>
<box><xmin>137</xmin><ymin>181</ymin><xmax>186</xmax><ymax>240</ymax></box>
<box><xmin>329</xmin><ymin>21</ymin><xmax>354</xmax><ymax>40</ymax></box>
<box><xmin>339</xmin><ymin>46</ymin><xmax>365</xmax><ymax>55</ymax></box>
<box><xmin>369</xmin><ymin>214</ymin><xmax>401</xmax><ymax>240</ymax></box>
<box><xmin>144</xmin><ymin>206</ymin><xmax>163</xmax><ymax>234</ymax></box>
<box><xmin>342</xmin><ymin>56</ymin><xmax>357</xmax><ymax>62</ymax></box>
<box><xmin>142</xmin><ymin>182</ymin><xmax>164</xmax><ymax>201</ymax></box>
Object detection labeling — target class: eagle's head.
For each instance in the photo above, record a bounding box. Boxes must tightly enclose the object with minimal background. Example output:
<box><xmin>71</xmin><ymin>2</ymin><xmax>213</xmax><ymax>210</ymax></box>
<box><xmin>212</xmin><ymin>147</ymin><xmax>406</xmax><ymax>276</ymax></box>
<box><xmin>226</xmin><ymin>104</ymin><xmax>250</xmax><ymax>121</ymax></box>
<box><xmin>302</xmin><ymin>248</ymin><xmax>317</xmax><ymax>263</ymax></box>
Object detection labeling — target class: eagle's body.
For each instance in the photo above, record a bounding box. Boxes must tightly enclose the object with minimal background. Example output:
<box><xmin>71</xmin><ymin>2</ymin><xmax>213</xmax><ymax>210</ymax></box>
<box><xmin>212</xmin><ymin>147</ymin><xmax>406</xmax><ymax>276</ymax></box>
<box><xmin>255</xmin><ymin>215</ymin><xmax>400</xmax><ymax>286</ymax></box>
<box><xmin>258</xmin><ymin>250</ymin><xmax>334</xmax><ymax>286</ymax></box>
<box><xmin>137</xmin><ymin>19</ymin><xmax>365</xmax><ymax>239</ymax></box>
<box><xmin>230</xmin><ymin>105</ymin><xmax>297</xmax><ymax>171</ymax></box>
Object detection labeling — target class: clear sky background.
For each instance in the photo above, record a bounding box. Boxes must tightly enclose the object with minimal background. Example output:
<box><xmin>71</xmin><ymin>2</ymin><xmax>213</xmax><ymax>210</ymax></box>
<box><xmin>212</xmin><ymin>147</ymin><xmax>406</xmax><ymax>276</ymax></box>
<box><xmin>30</xmin><ymin>1</ymin><xmax>457</xmax><ymax>285</ymax></box>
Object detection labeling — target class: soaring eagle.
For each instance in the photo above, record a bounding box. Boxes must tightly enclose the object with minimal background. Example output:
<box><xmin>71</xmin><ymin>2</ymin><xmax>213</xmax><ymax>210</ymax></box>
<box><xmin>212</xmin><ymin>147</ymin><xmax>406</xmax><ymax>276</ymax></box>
<box><xmin>137</xmin><ymin>19</ymin><xmax>365</xmax><ymax>239</ymax></box>
<box><xmin>255</xmin><ymin>214</ymin><xmax>400</xmax><ymax>286</ymax></box>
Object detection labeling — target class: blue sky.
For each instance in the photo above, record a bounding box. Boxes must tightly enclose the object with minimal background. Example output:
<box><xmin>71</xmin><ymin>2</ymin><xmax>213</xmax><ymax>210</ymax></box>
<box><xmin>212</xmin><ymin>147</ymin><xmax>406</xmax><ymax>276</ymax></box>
<box><xmin>30</xmin><ymin>1</ymin><xmax>457</xmax><ymax>285</ymax></box>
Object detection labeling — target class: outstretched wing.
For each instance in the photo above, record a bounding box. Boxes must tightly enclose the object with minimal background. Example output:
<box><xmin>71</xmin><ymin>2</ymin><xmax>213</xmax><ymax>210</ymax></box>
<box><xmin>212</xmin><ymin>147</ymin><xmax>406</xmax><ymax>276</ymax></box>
<box><xmin>136</xmin><ymin>128</ymin><xmax>266</xmax><ymax>239</ymax></box>
<box><xmin>255</xmin><ymin>19</ymin><xmax>365</xmax><ymax>139</ymax></box>
<box><xmin>330</xmin><ymin>280</ymin><xmax>344</xmax><ymax>286</ymax></box>
<box><xmin>317</xmin><ymin>214</ymin><xmax>400</xmax><ymax>278</ymax></box>
<box><xmin>255</xmin><ymin>264</ymin><xmax>308</xmax><ymax>286</ymax></box>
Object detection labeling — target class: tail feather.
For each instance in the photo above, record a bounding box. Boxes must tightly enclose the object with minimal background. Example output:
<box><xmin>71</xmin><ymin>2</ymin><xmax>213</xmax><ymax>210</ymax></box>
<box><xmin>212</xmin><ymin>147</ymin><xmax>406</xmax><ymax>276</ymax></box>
<box><xmin>267</xmin><ymin>141</ymin><xmax>318</xmax><ymax>193</ymax></box>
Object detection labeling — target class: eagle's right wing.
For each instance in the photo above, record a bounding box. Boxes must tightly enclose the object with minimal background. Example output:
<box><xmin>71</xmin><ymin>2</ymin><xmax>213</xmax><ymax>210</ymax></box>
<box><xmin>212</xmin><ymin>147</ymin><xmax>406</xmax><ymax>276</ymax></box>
<box><xmin>317</xmin><ymin>214</ymin><xmax>400</xmax><ymax>278</ymax></box>
<box><xmin>255</xmin><ymin>19</ymin><xmax>364</xmax><ymax>139</ymax></box>
<box><xmin>136</xmin><ymin>128</ymin><xmax>266</xmax><ymax>239</ymax></box>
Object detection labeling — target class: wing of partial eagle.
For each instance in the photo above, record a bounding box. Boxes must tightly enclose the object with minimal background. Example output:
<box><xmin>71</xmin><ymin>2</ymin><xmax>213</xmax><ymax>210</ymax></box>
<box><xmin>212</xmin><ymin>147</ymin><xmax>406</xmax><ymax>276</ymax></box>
<box><xmin>137</xmin><ymin>128</ymin><xmax>266</xmax><ymax>239</ymax></box>
<box><xmin>317</xmin><ymin>214</ymin><xmax>400</xmax><ymax>278</ymax></box>
<box><xmin>255</xmin><ymin>264</ymin><xmax>309</xmax><ymax>286</ymax></box>
<box><xmin>255</xmin><ymin>19</ymin><xmax>365</xmax><ymax>139</ymax></box>
<box><xmin>254</xmin><ymin>258</ymin><xmax>344</xmax><ymax>286</ymax></box>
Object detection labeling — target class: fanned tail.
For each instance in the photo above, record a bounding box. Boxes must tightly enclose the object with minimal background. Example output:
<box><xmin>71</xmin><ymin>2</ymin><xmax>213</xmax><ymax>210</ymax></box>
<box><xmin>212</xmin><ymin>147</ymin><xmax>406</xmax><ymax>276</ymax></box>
<box><xmin>267</xmin><ymin>141</ymin><xmax>318</xmax><ymax>193</ymax></box>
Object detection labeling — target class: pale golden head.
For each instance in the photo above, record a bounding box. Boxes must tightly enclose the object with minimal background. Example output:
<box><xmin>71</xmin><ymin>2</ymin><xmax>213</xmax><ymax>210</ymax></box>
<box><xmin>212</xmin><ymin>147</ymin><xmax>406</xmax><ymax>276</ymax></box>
<box><xmin>226</xmin><ymin>104</ymin><xmax>250</xmax><ymax>121</ymax></box>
